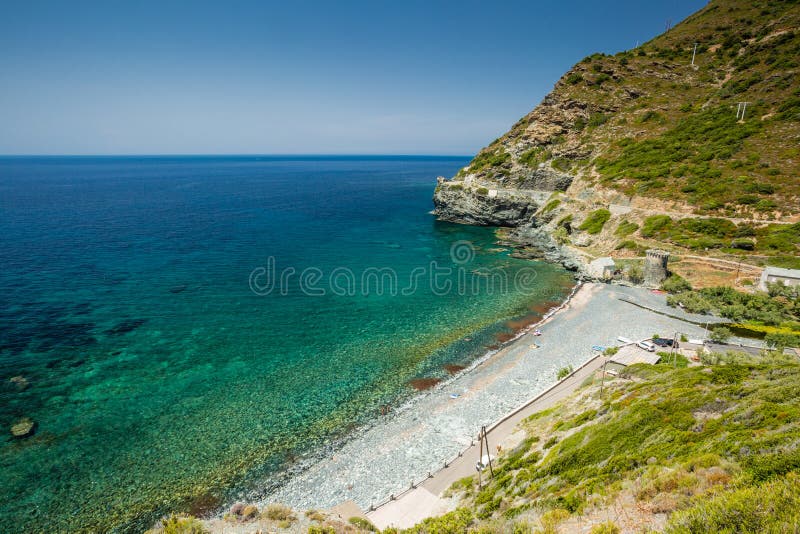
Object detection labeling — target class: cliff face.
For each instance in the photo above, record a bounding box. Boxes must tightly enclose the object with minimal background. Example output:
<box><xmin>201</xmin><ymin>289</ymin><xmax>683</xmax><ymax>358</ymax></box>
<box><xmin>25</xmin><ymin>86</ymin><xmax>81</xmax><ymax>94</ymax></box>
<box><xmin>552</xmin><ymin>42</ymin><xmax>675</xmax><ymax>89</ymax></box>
<box><xmin>434</xmin><ymin>0</ymin><xmax>800</xmax><ymax>274</ymax></box>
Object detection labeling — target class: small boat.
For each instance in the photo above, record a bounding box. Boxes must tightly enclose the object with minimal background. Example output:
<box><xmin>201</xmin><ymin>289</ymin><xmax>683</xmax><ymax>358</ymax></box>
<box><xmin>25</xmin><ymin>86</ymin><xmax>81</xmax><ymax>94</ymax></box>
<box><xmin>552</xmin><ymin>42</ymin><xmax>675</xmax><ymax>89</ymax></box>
<box><xmin>533</xmin><ymin>329</ymin><xmax>542</xmax><ymax>336</ymax></box>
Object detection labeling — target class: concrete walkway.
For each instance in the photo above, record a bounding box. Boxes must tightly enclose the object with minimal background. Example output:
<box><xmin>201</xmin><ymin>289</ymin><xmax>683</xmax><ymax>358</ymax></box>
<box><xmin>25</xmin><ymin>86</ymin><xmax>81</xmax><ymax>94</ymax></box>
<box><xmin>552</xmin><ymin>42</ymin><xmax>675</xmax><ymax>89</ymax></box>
<box><xmin>368</xmin><ymin>353</ymin><xmax>606</xmax><ymax>530</ymax></box>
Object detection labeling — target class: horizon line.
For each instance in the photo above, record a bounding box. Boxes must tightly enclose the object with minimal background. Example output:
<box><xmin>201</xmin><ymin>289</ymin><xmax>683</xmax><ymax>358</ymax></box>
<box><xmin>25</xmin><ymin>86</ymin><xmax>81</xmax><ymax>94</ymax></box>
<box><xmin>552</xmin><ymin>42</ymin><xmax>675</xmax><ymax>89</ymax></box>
<box><xmin>0</xmin><ymin>153</ymin><xmax>473</xmax><ymax>158</ymax></box>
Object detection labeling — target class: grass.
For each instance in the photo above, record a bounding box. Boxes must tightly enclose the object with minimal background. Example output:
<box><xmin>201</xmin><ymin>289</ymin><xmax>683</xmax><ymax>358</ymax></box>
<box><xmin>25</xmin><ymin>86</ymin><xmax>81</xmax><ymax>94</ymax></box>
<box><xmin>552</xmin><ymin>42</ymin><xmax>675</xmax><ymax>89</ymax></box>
<box><xmin>666</xmin><ymin>285</ymin><xmax>800</xmax><ymax>326</ymax></box>
<box><xmin>578</xmin><ymin>209</ymin><xmax>611</xmax><ymax>234</ymax></box>
<box><xmin>614</xmin><ymin>220</ymin><xmax>639</xmax><ymax>237</ymax></box>
<box><xmin>425</xmin><ymin>355</ymin><xmax>800</xmax><ymax>533</ymax></box>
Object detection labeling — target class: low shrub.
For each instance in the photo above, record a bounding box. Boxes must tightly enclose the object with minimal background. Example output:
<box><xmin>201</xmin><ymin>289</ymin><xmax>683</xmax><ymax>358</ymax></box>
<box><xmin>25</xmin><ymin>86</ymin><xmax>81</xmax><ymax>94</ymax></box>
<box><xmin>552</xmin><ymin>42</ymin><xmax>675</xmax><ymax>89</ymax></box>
<box><xmin>578</xmin><ymin>209</ymin><xmax>612</xmax><ymax>234</ymax></box>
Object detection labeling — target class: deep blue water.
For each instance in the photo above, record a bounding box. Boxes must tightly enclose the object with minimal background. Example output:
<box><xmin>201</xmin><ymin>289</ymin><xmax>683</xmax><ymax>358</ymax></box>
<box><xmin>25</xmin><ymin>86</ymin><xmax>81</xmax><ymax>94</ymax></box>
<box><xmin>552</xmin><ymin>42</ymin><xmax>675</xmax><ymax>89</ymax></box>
<box><xmin>0</xmin><ymin>156</ymin><xmax>573</xmax><ymax>531</ymax></box>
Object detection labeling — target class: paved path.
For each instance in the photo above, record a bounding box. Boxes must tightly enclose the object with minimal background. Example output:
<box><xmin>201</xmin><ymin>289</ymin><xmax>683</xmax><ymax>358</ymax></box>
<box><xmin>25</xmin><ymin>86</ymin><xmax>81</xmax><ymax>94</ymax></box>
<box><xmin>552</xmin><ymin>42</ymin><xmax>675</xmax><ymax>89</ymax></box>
<box><xmin>368</xmin><ymin>353</ymin><xmax>606</xmax><ymax>530</ymax></box>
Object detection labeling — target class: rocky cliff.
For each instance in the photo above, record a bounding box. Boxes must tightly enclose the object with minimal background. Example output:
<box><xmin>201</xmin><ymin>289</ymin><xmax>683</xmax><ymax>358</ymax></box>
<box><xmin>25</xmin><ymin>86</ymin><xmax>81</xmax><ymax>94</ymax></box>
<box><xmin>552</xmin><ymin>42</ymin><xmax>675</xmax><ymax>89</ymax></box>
<box><xmin>434</xmin><ymin>0</ymin><xmax>800</xmax><ymax>279</ymax></box>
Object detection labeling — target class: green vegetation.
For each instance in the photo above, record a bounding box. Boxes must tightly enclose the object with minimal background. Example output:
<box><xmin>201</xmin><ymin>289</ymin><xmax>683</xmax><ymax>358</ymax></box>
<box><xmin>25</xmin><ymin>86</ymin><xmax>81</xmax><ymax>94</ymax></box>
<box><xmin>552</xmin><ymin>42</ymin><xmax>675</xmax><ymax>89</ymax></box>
<box><xmin>423</xmin><ymin>354</ymin><xmax>800</xmax><ymax>533</ymax></box>
<box><xmin>556</xmin><ymin>366</ymin><xmax>573</xmax><ymax>380</ymax></box>
<box><xmin>709</xmin><ymin>326</ymin><xmax>732</xmax><ymax>343</ymax></box>
<box><xmin>476</xmin><ymin>187</ymin><xmax>489</xmax><ymax>196</ymax></box>
<box><xmin>468</xmin><ymin>147</ymin><xmax>511</xmax><ymax>175</ymax></box>
<box><xmin>153</xmin><ymin>515</ymin><xmax>207</xmax><ymax>534</ymax></box>
<box><xmin>614</xmin><ymin>220</ymin><xmax>639</xmax><ymax>237</ymax></box>
<box><xmin>519</xmin><ymin>146</ymin><xmax>551</xmax><ymax>168</ymax></box>
<box><xmin>667</xmin><ymin>285</ymin><xmax>800</xmax><ymax>327</ymax></box>
<box><xmin>636</xmin><ymin>216</ymin><xmax>800</xmax><ymax>254</ymax></box>
<box><xmin>661</xmin><ymin>274</ymin><xmax>692</xmax><ymax>294</ymax></box>
<box><xmin>541</xmin><ymin>198</ymin><xmax>561</xmax><ymax>213</ymax></box>
<box><xmin>578</xmin><ymin>209</ymin><xmax>611</xmax><ymax>234</ymax></box>
<box><xmin>348</xmin><ymin>516</ymin><xmax>377</xmax><ymax>531</ymax></box>
<box><xmin>640</xmin><ymin>215</ymin><xmax>672</xmax><ymax>238</ymax></box>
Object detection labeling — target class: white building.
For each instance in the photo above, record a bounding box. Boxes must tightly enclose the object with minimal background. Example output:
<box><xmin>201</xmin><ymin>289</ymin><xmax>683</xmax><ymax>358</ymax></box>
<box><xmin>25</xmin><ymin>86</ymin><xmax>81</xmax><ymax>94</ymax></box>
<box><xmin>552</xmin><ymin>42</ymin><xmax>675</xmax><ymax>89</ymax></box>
<box><xmin>588</xmin><ymin>257</ymin><xmax>616</xmax><ymax>280</ymax></box>
<box><xmin>759</xmin><ymin>266</ymin><xmax>800</xmax><ymax>291</ymax></box>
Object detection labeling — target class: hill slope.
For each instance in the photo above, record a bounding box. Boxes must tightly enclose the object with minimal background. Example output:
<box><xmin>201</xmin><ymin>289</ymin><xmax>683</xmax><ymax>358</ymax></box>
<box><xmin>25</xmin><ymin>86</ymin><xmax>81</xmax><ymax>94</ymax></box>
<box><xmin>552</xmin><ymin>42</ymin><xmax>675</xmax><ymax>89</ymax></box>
<box><xmin>409</xmin><ymin>355</ymin><xmax>800</xmax><ymax>533</ymax></box>
<box><xmin>434</xmin><ymin>0</ymin><xmax>800</xmax><ymax>276</ymax></box>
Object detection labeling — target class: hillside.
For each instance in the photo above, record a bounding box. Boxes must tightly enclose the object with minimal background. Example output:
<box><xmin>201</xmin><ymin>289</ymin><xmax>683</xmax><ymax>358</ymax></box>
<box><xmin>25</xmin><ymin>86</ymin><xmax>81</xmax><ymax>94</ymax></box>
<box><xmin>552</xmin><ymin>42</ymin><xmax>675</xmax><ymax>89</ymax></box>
<box><xmin>434</xmin><ymin>0</ymin><xmax>800</xmax><ymax>278</ymax></box>
<box><xmin>405</xmin><ymin>353</ymin><xmax>800</xmax><ymax>533</ymax></box>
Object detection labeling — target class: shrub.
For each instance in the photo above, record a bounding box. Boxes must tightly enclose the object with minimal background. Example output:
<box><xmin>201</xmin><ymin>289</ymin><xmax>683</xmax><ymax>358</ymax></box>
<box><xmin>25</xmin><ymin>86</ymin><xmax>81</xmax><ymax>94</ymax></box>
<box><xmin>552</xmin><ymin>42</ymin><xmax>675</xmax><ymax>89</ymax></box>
<box><xmin>542</xmin><ymin>198</ymin><xmax>561</xmax><ymax>213</ymax></box>
<box><xmin>709</xmin><ymin>326</ymin><xmax>732</xmax><ymax>343</ymax></box>
<box><xmin>590</xmin><ymin>522</ymin><xmax>620</xmax><ymax>534</ymax></box>
<box><xmin>665</xmin><ymin>474</ymin><xmax>800</xmax><ymax>533</ymax></box>
<box><xmin>626</xmin><ymin>264</ymin><xmax>644</xmax><ymax>284</ymax></box>
<box><xmin>557</xmin><ymin>366</ymin><xmax>574</xmax><ymax>380</ymax></box>
<box><xmin>614</xmin><ymin>220</ymin><xmax>639</xmax><ymax>237</ymax></box>
<box><xmin>404</xmin><ymin>508</ymin><xmax>473</xmax><ymax>533</ymax></box>
<box><xmin>348</xmin><ymin>516</ymin><xmax>377</xmax><ymax>531</ymax></box>
<box><xmin>588</xmin><ymin>113</ymin><xmax>609</xmax><ymax>127</ymax></box>
<box><xmin>565</xmin><ymin>73</ymin><xmax>583</xmax><ymax>85</ymax></box>
<box><xmin>661</xmin><ymin>275</ymin><xmax>692</xmax><ymax>294</ymax></box>
<box><xmin>641</xmin><ymin>215</ymin><xmax>672</xmax><ymax>237</ymax></box>
<box><xmin>265</xmin><ymin>504</ymin><xmax>294</xmax><ymax>521</ymax></box>
<box><xmin>578</xmin><ymin>209</ymin><xmax>612</xmax><ymax>234</ymax></box>
<box><xmin>476</xmin><ymin>187</ymin><xmax>489</xmax><ymax>196</ymax></box>
<box><xmin>241</xmin><ymin>505</ymin><xmax>259</xmax><ymax>520</ymax></box>
<box><xmin>553</xmin><ymin>227</ymin><xmax>570</xmax><ymax>245</ymax></box>
<box><xmin>159</xmin><ymin>515</ymin><xmax>207</xmax><ymax>534</ymax></box>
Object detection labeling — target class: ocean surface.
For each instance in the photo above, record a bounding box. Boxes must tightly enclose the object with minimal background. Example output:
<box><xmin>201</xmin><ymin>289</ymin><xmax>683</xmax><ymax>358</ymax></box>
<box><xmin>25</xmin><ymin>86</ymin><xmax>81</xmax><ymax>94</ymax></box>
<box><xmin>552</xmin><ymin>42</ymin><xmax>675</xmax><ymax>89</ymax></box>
<box><xmin>0</xmin><ymin>156</ymin><xmax>574</xmax><ymax>531</ymax></box>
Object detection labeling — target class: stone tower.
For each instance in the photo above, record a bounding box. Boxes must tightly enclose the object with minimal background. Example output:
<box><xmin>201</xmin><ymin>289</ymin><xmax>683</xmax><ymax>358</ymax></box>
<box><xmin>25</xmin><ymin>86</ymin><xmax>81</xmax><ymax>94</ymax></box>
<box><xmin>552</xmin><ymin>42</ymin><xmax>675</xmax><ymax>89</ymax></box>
<box><xmin>644</xmin><ymin>249</ymin><xmax>670</xmax><ymax>287</ymax></box>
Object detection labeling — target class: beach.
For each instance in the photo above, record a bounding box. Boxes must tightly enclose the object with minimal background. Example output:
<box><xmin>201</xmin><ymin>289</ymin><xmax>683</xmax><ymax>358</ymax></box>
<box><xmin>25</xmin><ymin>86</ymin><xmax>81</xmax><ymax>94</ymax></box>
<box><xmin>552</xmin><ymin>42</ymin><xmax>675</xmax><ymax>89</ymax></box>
<box><xmin>257</xmin><ymin>282</ymin><xmax>719</xmax><ymax>518</ymax></box>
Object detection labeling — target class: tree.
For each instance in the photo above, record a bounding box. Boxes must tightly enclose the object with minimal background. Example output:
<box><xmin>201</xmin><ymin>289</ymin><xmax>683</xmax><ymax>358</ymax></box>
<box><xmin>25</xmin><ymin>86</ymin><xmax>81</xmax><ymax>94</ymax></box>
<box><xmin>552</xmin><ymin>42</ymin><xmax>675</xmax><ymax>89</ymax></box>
<box><xmin>709</xmin><ymin>326</ymin><xmax>732</xmax><ymax>344</ymax></box>
<box><xmin>627</xmin><ymin>264</ymin><xmax>644</xmax><ymax>284</ymax></box>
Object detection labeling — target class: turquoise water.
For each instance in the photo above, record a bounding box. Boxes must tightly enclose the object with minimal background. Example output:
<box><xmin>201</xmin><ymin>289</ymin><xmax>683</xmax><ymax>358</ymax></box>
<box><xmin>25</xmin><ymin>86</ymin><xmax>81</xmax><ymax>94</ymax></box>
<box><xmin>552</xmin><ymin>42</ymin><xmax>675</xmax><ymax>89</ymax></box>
<box><xmin>0</xmin><ymin>156</ymin><xmax>574</xmax><ymax>532</ymax></box>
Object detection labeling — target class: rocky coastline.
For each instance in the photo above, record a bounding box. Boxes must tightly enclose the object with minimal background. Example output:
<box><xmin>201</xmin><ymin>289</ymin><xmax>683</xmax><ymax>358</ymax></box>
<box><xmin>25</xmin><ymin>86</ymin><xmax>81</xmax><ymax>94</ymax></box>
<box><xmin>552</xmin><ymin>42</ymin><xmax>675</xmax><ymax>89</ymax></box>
<box><xmin>432</xmin><ymin>173</ymin><xmax>590</xmax><ymax>278</ymax></box>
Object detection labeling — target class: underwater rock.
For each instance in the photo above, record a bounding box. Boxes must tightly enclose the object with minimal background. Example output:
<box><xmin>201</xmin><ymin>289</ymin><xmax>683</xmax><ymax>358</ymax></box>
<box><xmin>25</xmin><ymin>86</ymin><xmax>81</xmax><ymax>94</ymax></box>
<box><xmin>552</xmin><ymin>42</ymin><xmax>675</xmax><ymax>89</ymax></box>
<box><xmin>11</xmin><ymin>417</ymin><xmax>36</xmax><ymax>438</ymax></box>
<box><xmin>105</xmin><ymin>318</ymin><xmax>147</xmax><ymax>336</ymax></box>
<box><xmin>9</xmin><ymin>376</ymin><xmax>29</xmax><ymax>391</ymax></box>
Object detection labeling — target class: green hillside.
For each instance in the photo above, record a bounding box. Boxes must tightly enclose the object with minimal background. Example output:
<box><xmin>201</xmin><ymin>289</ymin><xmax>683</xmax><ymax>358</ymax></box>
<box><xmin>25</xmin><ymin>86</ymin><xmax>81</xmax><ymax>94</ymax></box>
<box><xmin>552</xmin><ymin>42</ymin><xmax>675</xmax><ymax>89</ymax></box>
<box><xmin>436</xmin><ymin>0</ymin><xmax>800</xmax><ymax>272</ymax></box>
<box><xmin>403</xmin><ymin>354</ymin><xmax>800</xmax><ymax>533</ymax></box>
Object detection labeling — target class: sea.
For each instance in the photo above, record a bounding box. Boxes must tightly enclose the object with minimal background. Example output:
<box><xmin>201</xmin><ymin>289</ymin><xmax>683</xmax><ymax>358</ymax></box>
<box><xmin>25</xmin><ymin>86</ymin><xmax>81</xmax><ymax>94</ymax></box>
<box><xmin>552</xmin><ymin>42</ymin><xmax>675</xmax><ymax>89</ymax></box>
<box><xmin>0</xmin><ymin>155</ymin><xmax>574</xmax><ymax>531</ymax></box>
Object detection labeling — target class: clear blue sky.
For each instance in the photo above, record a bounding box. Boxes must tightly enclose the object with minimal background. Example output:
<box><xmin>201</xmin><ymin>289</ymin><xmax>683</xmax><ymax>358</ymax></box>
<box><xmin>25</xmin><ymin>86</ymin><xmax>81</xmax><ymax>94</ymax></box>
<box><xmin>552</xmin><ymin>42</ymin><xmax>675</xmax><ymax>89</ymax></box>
<box><xmin>0</xmin><ymin>0</ymin><xmax>707</xmax><ymax>155</ymax></box>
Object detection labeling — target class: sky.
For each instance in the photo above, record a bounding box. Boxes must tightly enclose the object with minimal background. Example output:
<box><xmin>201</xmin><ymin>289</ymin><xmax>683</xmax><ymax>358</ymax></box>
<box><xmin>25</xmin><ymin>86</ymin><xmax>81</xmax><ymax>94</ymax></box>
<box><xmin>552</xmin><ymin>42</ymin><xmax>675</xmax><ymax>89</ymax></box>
<box><xmin>0</xmin><ymin>0</ymin><xmax>708</xmax><ymax>155</ymax></box>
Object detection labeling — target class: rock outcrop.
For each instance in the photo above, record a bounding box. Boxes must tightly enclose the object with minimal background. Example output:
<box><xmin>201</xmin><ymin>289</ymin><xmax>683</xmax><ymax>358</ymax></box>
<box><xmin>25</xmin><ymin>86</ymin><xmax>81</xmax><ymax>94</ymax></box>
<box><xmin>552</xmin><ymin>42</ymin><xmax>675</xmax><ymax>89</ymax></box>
<box><xmin>432</xmin><ymin>0</ymin><xmax>800</xmax><ymax>280</ymax></box>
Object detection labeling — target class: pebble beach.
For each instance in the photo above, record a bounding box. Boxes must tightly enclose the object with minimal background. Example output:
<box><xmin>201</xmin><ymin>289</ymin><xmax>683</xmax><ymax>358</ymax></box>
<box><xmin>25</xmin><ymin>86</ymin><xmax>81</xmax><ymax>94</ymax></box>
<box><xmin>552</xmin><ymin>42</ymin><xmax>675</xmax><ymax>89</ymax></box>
<box><xmin>259</xmin><ymin>282</ymin><xmax>722</xmax><ymax>512</ymax></box>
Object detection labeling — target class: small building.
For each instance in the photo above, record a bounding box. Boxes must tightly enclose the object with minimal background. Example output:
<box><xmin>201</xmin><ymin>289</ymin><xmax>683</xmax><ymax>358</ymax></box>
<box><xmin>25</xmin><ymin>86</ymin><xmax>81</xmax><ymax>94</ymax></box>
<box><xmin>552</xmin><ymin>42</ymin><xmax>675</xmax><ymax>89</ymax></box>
<box><xmin>759</xmin><ymin>266</ymin><xmax>800</xmax><ymax>291</ymax></box>
<box><xmin>588</xmin><ymin>257</ymin><xmax>616</xmax><ymax>280</ymax></box>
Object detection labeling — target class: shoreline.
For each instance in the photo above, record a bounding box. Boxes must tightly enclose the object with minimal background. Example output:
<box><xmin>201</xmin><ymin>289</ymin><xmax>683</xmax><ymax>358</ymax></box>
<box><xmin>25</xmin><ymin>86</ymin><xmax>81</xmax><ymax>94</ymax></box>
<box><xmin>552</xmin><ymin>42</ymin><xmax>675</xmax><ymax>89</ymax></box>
<box><xmin>247</xmin><ymin>282</ymin><xmax>712</xmax><ymax>517</ymax></box>
<box><xmin>217</xmin><ymin>278</ymin><xmax>581</xmax><ymax>510</ymax></box>
<box><xmin>252</xmin><ymin>281</ymin><xmax>603</xmax><ymax>511</ymax></box>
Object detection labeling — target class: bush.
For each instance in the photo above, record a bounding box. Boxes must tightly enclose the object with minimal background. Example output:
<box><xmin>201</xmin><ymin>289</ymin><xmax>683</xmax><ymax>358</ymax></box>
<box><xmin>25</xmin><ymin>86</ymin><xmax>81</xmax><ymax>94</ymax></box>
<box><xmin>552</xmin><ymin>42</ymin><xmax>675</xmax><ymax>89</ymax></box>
<box><xmin>265</xmin><ymin>504</ymin><xmax>294</xmax><ymax>521</ymax></box>
<box><xmin>404</xmin><ymin>508</ymin><xmax>473</xmax><ymax>533</ymax></box>
<box><xmin>590</xmin><ymin>522</ymin><xmax>620</xmax><ymax>534</ymax></box>
<box><xmin>159</xmin><ymin>515</ymin><xmax>207</xmax><ymax>534</ymax></box>
<box><xmin>709</xmin><ymin>326</ymin><xmax>732</xmax><ymax>343</ymax></box>
<box><xmin>578</xmin><ymin>209</ymin><xmax>612</xmax><ymax>234</ymax></box>
<box><xmin>661</xmin><ymin>275</ymin><xmax>692</xmax><ymax>294</ymax></box>
<box><xmin>565</xmin><ymin>73</ymin><xmax>583</xmax><ymax>85</ymax></box>
<box><xmin>476</xmin><ymin>187</ymin><xmax>489</xmax><ymax>196</ymax></box>
<box><xmin>557</xmin><ymin>366</ymin><xmax>574</xmax><ymax>380</ymax></box>
<box><xmin>641</xmin><ymin>215</ymin><xmax>673</xmax><ymax>237</ymax></box>
<box><xmin>542</xmin><ymin>198</ymin><xmax>561</xmax><ymax>213</ymax></box>
<box><xmin>348</xmin><ymin>516</ymin><xmax>377</xmax><ymax>531</ymax></box>
<box><xmin>666</xmin><ymin>474</ymin><xmax>800</xmax><ymax>533</ymax></box>
<box><xmin>626</xmin><ymin>264</ymin><xmax>644</xmax><ymax>284</ymax></box>
<box><xmin>614</xmin><ymin>220</ymin><xmax>639</xmax><ymax>237</ymax></box>
<box><xmin>553</xmin><ymin>227</ymin><xmax>570</xmax><ymax>245</ymax></box>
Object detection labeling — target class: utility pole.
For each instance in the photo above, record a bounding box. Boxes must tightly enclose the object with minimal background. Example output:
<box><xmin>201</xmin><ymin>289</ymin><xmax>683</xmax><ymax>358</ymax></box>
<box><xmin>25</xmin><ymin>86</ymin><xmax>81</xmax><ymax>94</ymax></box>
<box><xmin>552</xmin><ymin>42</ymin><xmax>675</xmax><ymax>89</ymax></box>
<box><xmin>691</xmin><ymin>43</ymin><xmax>698</xmax><ymax>66</ymax></box>
<box><xmin>599</xmin><ymin>357</ymin><xmax>609</xmax><ymax>396</ymax></box>
<box><xmin>671</xmin><ymin>332</ymin><xmax>679</xmax><ymax>367</ymax></box>
<box><xmin>736</xmin><ymin>102</ymin><xmax>750</xmax><ymax>120</ymax></box>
